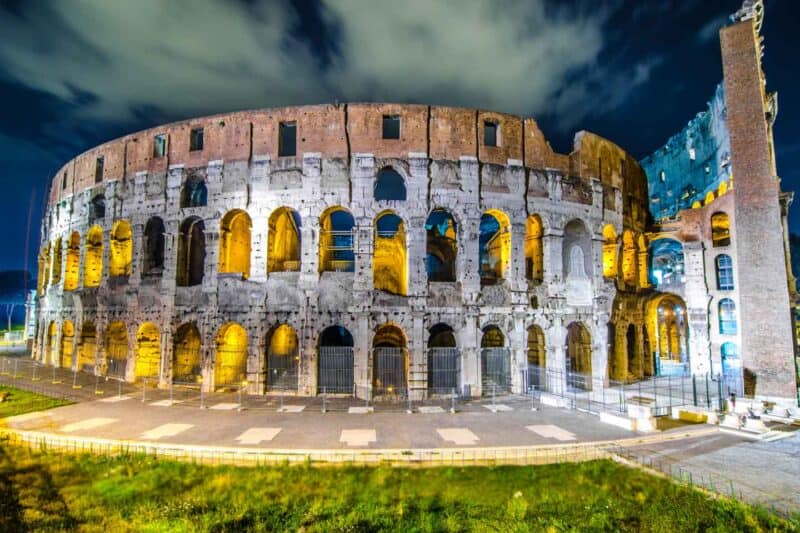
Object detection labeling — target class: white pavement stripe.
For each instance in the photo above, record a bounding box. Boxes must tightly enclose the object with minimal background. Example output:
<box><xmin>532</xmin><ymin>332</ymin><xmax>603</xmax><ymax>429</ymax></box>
<box><xmin>235</xmin><ymin>427</ymin><xmax>282</xmax><ymax>445</ymax></box>
<box><xmin>141</xmin><ymin>423</ymin><xmax>194</xmax><ymax>440</ymax></box>
<box><xmin>5</xmin><ymin>411</ymin><xmax>50</xmax><ymax>423</ymax></box>
<box><xmin>437</xmin><ymin>428</ymin><xmax>479</xmax><ymax>445</ymax></box>
<box><xmin>418</xmin><ymin>406</ymin><xmax>445</xmax><ymax>414</ymax></box>
<box><xmin>98</xmin><ymin>396</ymin><xmax>132</xmax><ymax>403</ymax></box>
<box><xmin>348</xmin><ymin>406</ymin><xmax>374</xmax><ymax>414</ymax></box>
<box><xmin>526</xmin><ymin>424</ymin><xmax>576</xmax><ymax>441</ymax></box>
<box><xmin>150</xmin><ymin>399</ymin><xmax>181</xmax><ymax>407</ymax></box>
<box><xmin>483</xmin><ymin>404</ymin><xmax>513</xmax><ymax>412</ymax></box>
<box><xmin>61</xmin><ymin>417</ymin><xmax>117</xmax><ymax>432</ymax></box>
<box><xmin>277</xmin><ymin>405</ymin><xmax>306</xmax><ymax>413</ymax></box>
<box><xmin>340</xmin><ymin>429</ymin><xmax>376</xmax><ymax>446</ymax></box>
<box><xmin>210</xmin><ymin>402</ymin><xmax>240</xmax><ymax>410</ymax></box>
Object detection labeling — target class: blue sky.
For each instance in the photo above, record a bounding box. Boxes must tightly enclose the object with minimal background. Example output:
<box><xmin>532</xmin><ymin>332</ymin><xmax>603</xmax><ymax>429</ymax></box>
<box><xmin>0</xmin><ymin>0</ymin><xmax>797</xmax><ymax>275</ymax></box>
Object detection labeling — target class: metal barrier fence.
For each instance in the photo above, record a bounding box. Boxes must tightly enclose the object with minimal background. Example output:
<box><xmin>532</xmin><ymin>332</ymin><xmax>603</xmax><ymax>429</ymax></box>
<box><xmin>372</xmin><ymin>347</ymin><xmax>407</xmax><ymax>396</ymax></box>
<box><xmin>522</xmin><ymin>367</ymin><xmax>731</xmax><ymax>415</ymax></box>
<box><xmin>317</xmin><ymin>346</ymin><xmax>354</xmax><ymax>394</ymax></box>
<box><xmin>481</xmin><ymin>347</ymin><xmax>511</xmax><ymax>394</ymax></box>
<box><xmin>267</xmin><ymin>350</ymin><xmax>299</xmax><ymax>391</ymax></box>
<box><xmin>428</xmin><ymin>347</ymin><xmax>460</xmax><ymax>395</ymax></box>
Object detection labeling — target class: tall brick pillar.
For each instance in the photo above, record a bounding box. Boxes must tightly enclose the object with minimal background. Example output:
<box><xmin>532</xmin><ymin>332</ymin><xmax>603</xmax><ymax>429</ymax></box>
<box><xmin>721</xmin><ymin>17</ymin><xmax>797</xmax><ymax>400</ymax></box>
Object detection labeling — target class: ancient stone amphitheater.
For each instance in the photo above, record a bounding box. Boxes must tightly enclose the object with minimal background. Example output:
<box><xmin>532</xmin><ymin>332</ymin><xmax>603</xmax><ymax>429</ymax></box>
<box><xmin>34</xmin><ymin>103</ymin><xmax>653</xmax><ymax>398</ymax></box>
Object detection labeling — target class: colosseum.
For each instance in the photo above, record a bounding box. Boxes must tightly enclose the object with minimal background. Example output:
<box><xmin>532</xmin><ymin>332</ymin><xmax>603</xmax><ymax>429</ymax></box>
<box><xmin>32</xmin><ymin>1</ymin><xmax>799</xmax><ymax>405</ymax></box>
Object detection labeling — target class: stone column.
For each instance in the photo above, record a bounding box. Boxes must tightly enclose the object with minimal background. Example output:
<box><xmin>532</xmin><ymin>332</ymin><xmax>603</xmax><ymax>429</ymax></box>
<box><xmin>129</xmin><ymin>222</ymin><xmax>144</xmax><ymax>287</ymax></box>
<box><xmin>353</xmin><ymin>314</ymin><xmax>370</xmax><ymax>398</ymax></box>
<box><xmin>159</xmin><ymin>326</ymin><xmax>173</xmax><ymax>389</ymax></box>
<box><xmin>459</xmin><ymin>157</ymin><xmax>480</xmax><ymax>302</ymax></box>
<box><xmin>459</xmin><ymin>317</ymin><xmax>480</xmax><ymax>397</ymax></box>
<box><xmin>510</xmin><ymin>308</ymin><xmax>527</xmax><ymax>394</ymax></box>
<box><xmin>683</xmin><ymin>241</ymin><xmax>712</xmax><ymax>374</ymax></box>
<box><xmin>409</xmin><ymin>312</ymin><xmax>425</xmax><ymax>399</ymax></box>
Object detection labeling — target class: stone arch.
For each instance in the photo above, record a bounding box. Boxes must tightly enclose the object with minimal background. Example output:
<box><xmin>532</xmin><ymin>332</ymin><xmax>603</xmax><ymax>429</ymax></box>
<box><xmin>563</xmin><ymin>219</ymin><xmax>592</xmax><ymax>306</ymax></box>
<box><xmin>60</xmin><ymin>320</ymin><xmax>75</xmax><ymax>369</ymax></box>
<box><xmin>426</xmin><ymin>208</ymin><xmax>458</xmax><ymax>282</ymax></box>
<box><xmin>480</xmin><ymin>325</ymin><xmax>510</xmax><ymax>393</ymax></box>
<box><xmin>268</xmin><ymin>207</ymin><xmax>301</xmax><ymax>273</ymax></box>
<box><xmin>172</xmin><ymin>322</ymin><xmax>202</xmax><ymax>383</ymax></box>
<box><xmin>428</xmin><ymin>323</ymin><xmax>459</xmax><ymax>394</ymax></box>
<box><xmin>525</xmin><ymin>214</ymin><xmax>544</xmax><ymax>283</ymax></box>
<box><xmin>142</xmin><ymin>217</ymin><xmax>166</xmax><ymax>277</ymax></box>
<box><xmin>372</xmin><ymin>323</ymin><xmax>407</xmax><ymax>394</ymax></box>
<box><xmin>109</xmin><ymin>220</ymin><xmax>133</xmax><ymax>277</ymax></box>
<box><xmin>46</xmin><ymin>321</ymin><xmax>57</xmax><ymax>365</ymax></box>
<box><xmin>479</xmin><ymin>209</ymin><xmax>511</xmax><ymax>286</ymax></box>
<box><xmin>89</xmin><ymin>193</ymin><xmax>105</xmax><ymax>223</ymax></box>
<box><xmin>718</xmin><ymin>298</ymin><xmax>737</xmax><ymax>335</ymax></box>
<box><xmin>104</xmin><ymin>321</ymin><xmax>129</xmax><ymax>378</ymax></box>
<box><xmin>602</xmin><ymin>224</ymin><xmax>618</xmax><ymax>279</ymax></box>
<box><xmin>319</xmin><ymin>206</ymin><xmax>355</xmax><ymax>273</ymax></box>
<box><xmin>214</xmin><ymin>323</ymin><xmax>247</xmax><ymax>390</ymax></box>
<box><xmin>317</xmin><ymin>325</ymin><xmax>354</xmax><ymax>394</ymax></box>
<box><xmin>77</xmin><ymin>321</ymin><xmax>97</xmax><ymax>371</ymax></box>
<box><xmin>715</xmin><ymin>253</ymin><xmax>734</xmax><ymax>290</ymax></box>
<box><xmin>711</xmin><ymin>212</ymin><xmax>731</xmax><ymax>247</ymax></box>
<box><xmin>620</xmin><ymin>230</ymin><xmax>637</xmax><ymax>285</ymax></box>
<box><xmin>373</xmin><ymin>211</ymin><xmax>407</xmax><ymax>295</ymax></box>
<box><xmin>646</xmin><ymin>293</ymin><xmax>689</xmax><ymax>375</ymax></box>
<box><xmin>704</xmin><ymin>190</ymin><xmax>715</xmax><ymax>205</ymax></box>
<box><xmin>565</xmin><ymin>322</ymin><xmax>592</xmax><ymax>390</ymax></box>
<box><xmin>266</xmin><ymin>323</ymin><xmax>299</xmax><ymax>391</ymax></box>
<box><xmin>374</xmin><ymin>166</ymin><xmax>406</xmax><ymax>201</ymax></box>
<box><xmin>177</xmin><ymin>217</ymin><xmax>205</xmax><ymax>287</ymax></box>
<box><xmin>181</xmin><ymin>175</ymin><xmax>207</xmax><ymax>208</ymax></box>
<box><xmin>64</xmin><ymin>232</ymin><xmax>80</xmax><ymax>291</ymax></box>
<box><xmin>51</xmin><ymin>237</ymin><xmax>63</xmax><ymax>285</ymax></box>
<box><xmin>38</xmin><ymin>244</ymin><xmax>50</xmax><ymax>293</ymax></box>
<box><xmin>84</xmin><ymin>225</ymin><xmax>104</xmax><ymax>288</ymax></box>
<box><xmin>626</xmin><ymin>324</ymin><xmax>639</xmax><ymax>379</ymax></box>
<box><xmin>219</xmin><ymin>209</ymin><xmax>252</xmax><ymax>279</ymax></box>
<box><xmin>135</xmin><ymin>322</ymin><xmax>161</xmax><ymax>380</ymax></box>
<box><xmin>649</xmin><ymin>238</ymin><xmax>684</xmax><ymax>289</ymax></box>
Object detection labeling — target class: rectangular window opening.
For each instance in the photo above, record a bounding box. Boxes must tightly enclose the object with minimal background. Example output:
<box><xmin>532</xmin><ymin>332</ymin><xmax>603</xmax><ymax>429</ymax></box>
<box><xmin>382</xmin><ymin>115</ymin><xmax>401</xmax><ymax>140</ymax></box>
<box><xmin>94</xmin><ymin>157</ymin><xmax>104</xmax><ymax>184</ymax></box>
<box><xmin>153</xmin><ymin>134</ymin><xmax>167</xmax><ymax>158</ymax></box>
<box><xmin>62</xmin><ymin>172</ymin><xmax>67</xmax><ymax>190</ymax></box>
<box><xmin>279</xmin><ymin>121</ymin><xmax>297</xmax><ymax>157</ymax></box>
<box><xmin>189</xmin><ymin>128</ymin><xmax>204</xmax><ymax>152</ymax></box>
<box><xmin>484</xmin><ymin>121</ymin><xmax>498</xmax><ymax>147</ymax></box>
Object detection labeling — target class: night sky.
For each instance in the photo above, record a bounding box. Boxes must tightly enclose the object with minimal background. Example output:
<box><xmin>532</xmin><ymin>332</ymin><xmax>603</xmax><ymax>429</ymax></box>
<box><xmin>0</xmin><ymin>0</ymin><xmax>798</xmax><ymax>276</ymax></box>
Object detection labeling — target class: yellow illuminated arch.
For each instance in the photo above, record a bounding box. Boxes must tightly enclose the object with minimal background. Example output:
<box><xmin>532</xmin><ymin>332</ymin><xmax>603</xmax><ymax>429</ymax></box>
<box><xmin>109</xmin><ymin>220</ymin><xmax>133</xmax><ymax>277</ymax></box>
<box><xmin>691</xmin><ymin>200</ymin><xmax>702</xmax><ymax>209</ymax></box>
<box><xmin>711</xmin><ymin>212</ymin><xmax>731</xmax><ymax>247</ymax></box>
<box><xmin>480</xmin><ymin>209</ymin><xmax>511</xmax><ymax>284</ymax></box>
<box><xmin>704</xmin><ymin>191</ymin><xmax>715</xmax><ymax>205</ymax></box>
<box><xmin>105</xmin><ymin>321</ymin><xmax>129</xmax><ymax>377</ymax></box>
<box><xmin>173</xmin><ymin>323</ymin><xmax>202</xmax><ymax>383</ymax></box>
<box><xmin>525</xmin><ymin>215</ymin><xmax>543</xmax><ymax>283</ymax></box>
<box><xmin>84</xmin><ymin>225</ymin><xmax>104</xmax><ymax>287</ymax></box>
<box><xmin>64</xmin><ymin>232</ymin><xmax>80</xmax><ymax>291</ymax></box>
<box><xmin>319</xmin><ymin>206</ymin><xmax>355</xmax><ymax>273</ymax></box>
<box><xmin>77</xmin><ymin>321</ymin><xmax>97</xmax><ymax>371</ymax></box>
<box><xmin>38</xmin><ymin>244</ymin><xmax>50</xmax><ymax>293</ymax></box>
<box><xmin>602</xmin><ymin>225</ymin><xmax>618</xmax><ymax>279</ymax></box>
<box><xmin>51</xmin><ymin>237</ymin><xmax>63</xmax><ymax>286</ymax></box>
<box><xmin>267</xmin><ymin>207</ymin><xmax>301</xmax><ymax>273</ymax></box>
<box><xmin>46</xmin><ymin>321</ymin><xmax>58</xmax><ymax>366</ymax></box>
<box><xmin>60</xmin><ymin>320</ymin><xmax>74</xmax><ymax>369</ymax></box>
<box><xmin>135</xmin><ymin>322</ymin><xmax>161</xmax><ymax>379</ymax></box>
<box><xmin>373</xmin><ymin>211</ymin><xmax>407</xmax><ymax>295</ymax></box>
<box><xmin>214</xmin><ymin>323</ymin><xmax>247</xmax><ymax>389</ymax></box>
<box><xmin>527</xmin><ymin>325</ymin><xmax>545</xmax><ymax>368</ymax></box>
<box><xmin>219</xmin><ymin>209</ymin><xmax>252</xmax><ymax>278</ymax></box>
<box><xmin>718</xmin><ymin>180</ymin><xmax>728</xmax><ymax>196</ymax></box>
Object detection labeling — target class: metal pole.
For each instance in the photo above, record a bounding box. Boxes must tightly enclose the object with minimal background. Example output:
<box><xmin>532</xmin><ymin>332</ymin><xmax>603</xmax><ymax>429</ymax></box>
<box><xmin>94</xmin><ymin>374</ymin><xmax>102</xmax><ymax>395</ymax></box>
<box><xmin>32</xmin><ymin>362</ymin><xmax>38</xmax><ymax>381</ymax></box>
<box><xmin>13</xmin><ymin>359</ymin><xmax>18</xmax><ymax>379</ymax></box>
<box><xmin>200</xmin><ymin>383</ymin><xmax>205</xmax><ymax>408</ymax></box>
<box><xmin>717</xmin><ymin>375</ymin><xmax>723</xmax><ymax>411</ymax></box>
<box><xmin>322</xmin><ymin>386</ymin><xmax>327</xmax><ymax>414</ymax></box>
<box><xmin>692</xmin><ymin>375</ymin><xmax>697</xmax><ymax>406</ymax></box>
<box><xmin>668</xmin><ymin>374</ymin><xmax>672</xmax><ymax>410</ymax></box>
<box><xmin>118</xmin><ymin>378</ymin><xmax>122</xmax><ymax>398</ymax></box>
<box><xmin>72</xmin><ymin>370</ymin><xmax>80</xmax><ymax>389</ymax></box>
<box><xmin>170</xmin><ymin>381</ymin><xmax>174</xmax><ymax>404</ymax></box>
<box><xmin>407</xmin><ymin>386</ymin><xmax>412</xmax><ymax>414</ymax></box>
<box><xmin>705</xmin><ymin>374</ymin><xmax>710</xmax><ymax>409</ymax></box>
<box><xmin>450</xmin><ymin>387</ymin><xmax>455</xmax><ymax>413</ymax></box>
<box><xmin>237</xmin><ymin>384</ymin><xmax>243</xmax><ymax>411</ymax></box>
<box><xmin>142</xmin><ymin>377</ymin><xmax>147</xmax><ymax>403</ymax></box>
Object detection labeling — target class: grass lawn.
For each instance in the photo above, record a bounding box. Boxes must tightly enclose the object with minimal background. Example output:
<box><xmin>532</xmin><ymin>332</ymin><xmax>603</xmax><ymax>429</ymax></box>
<box><xmin>0</xmin><ymin>384</ymin><xmax>72</xmax><ymax>419</ymax></box>
<box><xmin>0</xmin><ymin>446</ymin><xmax>795</xmax><ymax>532</ymax></box>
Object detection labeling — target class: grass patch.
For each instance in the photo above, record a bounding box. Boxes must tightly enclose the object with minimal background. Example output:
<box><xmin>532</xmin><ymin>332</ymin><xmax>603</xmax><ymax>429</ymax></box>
<box><xmin>0</xmin><ymin>385</ymin><xmax>72</xmax><ymax>419</ymax></box>
<box><xmin>0</xmin><ymin>445</ymin><xmax>795</xmax><ymax>532</ymax></box>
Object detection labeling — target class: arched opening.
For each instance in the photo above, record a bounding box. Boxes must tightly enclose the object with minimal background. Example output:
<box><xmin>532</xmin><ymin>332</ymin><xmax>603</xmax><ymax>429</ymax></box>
<box><xmin>373</xmin><ymin>212</ymin><xmax>407</xmax><ymax>295</ymax></box>
<box><xmin>626</xmin><ymin>324</ymin><xmax>639</xmax><ymax>379</ymax></box>
<box><xmin>51</xmin><ymin>237</ymin><xmax>63</xmax><ymax>286</ymax></box>
<box><xmin>39</xmin><ymin>245</ymin><xmax>50</xmax><ymax>292</ymax></box>
<box><xmin>317</xmin><ymin>325</ymin><xmax>354</xmax><ymax>394</ymax></box>
<box><xmin>181</xmin><ymin>176</ymin><xmax>207</xmax><ymax>208</ymax></box>
<box><xmin>719</xmin><ymin>298</ymin><xmax>737</xmax><ymax>335</ymax></box>
<box><xmin>64</xmin><ymin>232</ymin><xmax>80</xmax><ymax>291</ymax></box>
<box><xmin>704</xmin><ymin>190</ymin><xmax>715</xmax><ymax>205</ymax></box>
<box><xmin>109</xmin><ymin>220</ymin><xmax>133</xmax><ymax>277</ymax></box>
<box><xmin>565</xmin><ymin>322</ymin><xmax>592</xmax><ymax>390</ymax></box>
<box><xmin>646</xmin><ymin>294</ymin><xmax>689</xmax><ymax>376</ymax></box>
<box><xmin>105</xmin><ymin>321</ymin><xmax>128</xmax><ymax>378</ymax></box>
<box><xmin>89</xmin><ymin>194</ymin><xmax>105</xmax><ymax>223</ymax></box>
<box><xmin>426</xmin><ymin>209</ymin><xmax>457</xmax><ymax>282</ymax></box>
<box><xmin>602</xmin><ymin>225</ymin><xmax>618</xmax><ymax>279</ymax></box>
<box><xmin>721</xmin><ymin>342</ymin><xmax>743</xmax><ymax>396</ymax></box>
<box><xmin>172</xmin><ymin>323</ymin><xmax>202</xmax><ymax>384</ymax></box>
<box><xmin>481</xmin><ymin>325</ymin><xmax>510</xmax><ymax>393</ymax></box>
<box><xmin>711</xmin><ymin>212</ymin><xmax>731</xmax><ymax>247</ymax></box>
<box><xmin>563</xmin><ymin>219</ymin><xmax>592</xmax><ymax>305</ymax></box>
<box><xmin>428</xmin><ymin>323</ymin><xmax>459</xmax><ymax>394</ymax></box>
<box><xmin>214</xmin><ymin>323</ymin><xmax>247</xmax><ymax>390</ymax></box>
<box><xmin>266</xmin><ymin>324</ymin><xmax>299</xmax><ymax>391</ymax></box>
<box><xmin>372</xmin><ymin>324</ymin><xmax>407</xmax><ymax>395</ymax></box>
<box><xmin>649</xmin><ymin>238</ymin><xmax>684</xmax><ymax>289</ymax></box>
<box><xmin>60</xmin><ymin>320</ymin><xmax>74</xmax><ymax>369</ymax></box>
<box><xmin>374</xmin><ymin>167</ymin><xmax>406</xmax><ymax>201</ymax></box>
<box><xmin>219</xmin><ymin>209</ymin><xmax>251</xmax><ymax>279</ymax></box>
<box><xmin>621</xmin><ymin>230</ymin><xmax>637</xmax><ymax>286</ymax></box>
<box><xmin>526</xmin><ymin>325</ymin><xmax>545</xmax><ymax>390</ymax></box>
<box><xmin>142</xmin><ymin>217</ymin><xmax>166</xmax><ymax>277</ymax></box>
<box><xmin>177</xmin><ymin>217</ymin><xmax>205</xmax><ymax>287</ymax></box>
<box><xmin>46</xmin><ymin>321</ymin><xmax>57</xmax><ymax>365</ymax></box>
<box><xmin>267</xmin><ymin>207</ymin><xmax>301</xmax><ymax>273</ymax></box>
<box><xmin>479</xmin><ymin>210</ymin><xmax>511</xmax><ymax>286</ymax></box>
<box><xmin>77</xmin><ymin>321</ymin><xmax>97</xmax><ymax>372</ymax></box>
<box><xmin>319</xmin><ymin>207</ymin><xmax>354</xmax><ymax>273</ymax></box>
<box><xmin>84</xmin><ymin>225</ymin><xmax>104</xmax><ymax>288</ymax></box>
<box><xmin>135</xmin><ymin>322</ymin><xmax>161</xmax><ymax>380</ymax></box>
<box><xmin>525</xmin><ymin>215</ymin><xmax>544</xmax><ymax>283</ymax></box>
<box><xmin>715</xmin><ymin>254</ymin><xmax>734</xmax><ymax>290</ymax></box>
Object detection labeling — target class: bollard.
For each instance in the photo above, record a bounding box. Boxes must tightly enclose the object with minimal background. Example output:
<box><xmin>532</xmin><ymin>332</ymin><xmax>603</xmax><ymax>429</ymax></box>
<box><xmin>322</xmin><ymin>386</ymin><xmax>327</xmax><ymax>414</ymax></box>
<box><xmin>94</xmin><ymin>374</ymin><xmax>103</xmax><ymax>395</ymax></box>
<box><xmin>407</xmin><ymin>387</ymin><xmax>412</xmax><ymax>414</ymax></box>
<box><xmin>450</xmin><ymin>387</ymin><xmax>455</xmax><ymax>413</ymax></box>
<box><xmin>117</xmin><ymin>378</ymin><xmax>122</xmax><ymax>398</ymax></box>
<box><xmin>31</xmin><ymin>362</ymin><xmax>38</xmax><ymax>382</ymax></box>
<box><xmin>142</xmin><ymin>377</ymin><xmax>147</xmax><ymax>402</ymax></box>
<box><xmin>531</xmin><ymin>385</ymin><xmax>537</xmax><ymax>411</ymax></box>
<box><xmin>200</xmin><ymin>384</ymin><xmax>206</xmax><ymax>409</ymax></box>
<box><xmin>717</xmin><ymin>377</ymin><xmax>723</xmax><ymax>411</ymax></box>
<box><xmin>705</xmin><ymin>374</ymin><xmax>711</xmax><ymax>409</ymax></box>
<box><xmin>692</xmin><ymin>375</ymin><xmax>698</xmax><ymax>406</ymax></box>
<box><xmin>492</xmin><ymin>383</ymin><xmax>496</xmax><ymax>408</ymax></box>
<box><xmin>52</xmin><ymin>366</ymin><xmax>61</xmax><ymax>384</ymax></box>
<box><xmin>72</xmin><ymin>370</ymin><xmax>82</xmax><ymax>389</ymax></box>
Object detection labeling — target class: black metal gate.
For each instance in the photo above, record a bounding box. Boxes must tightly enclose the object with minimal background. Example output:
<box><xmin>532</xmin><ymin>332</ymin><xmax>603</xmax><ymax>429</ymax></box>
<box><xmin>318</xmin><ymin>346</ymin><xmax>353</xmax><ymax>394</ymax></box>
<box><xmin>373</xmin><ymin>347</ymin><xmax>407</xmax><ymax>395</ymax></box>
<box><xmin>523</xmin><ymin>364</ymin><xmax>545</xmax><ymax>392</ymax></box>
<box><xmin>428</xmin><ymin>347</ymin><xmax>460</xmax><ymax>395</ymax></box>
<box><xmin>481</xmin><ymin>347</ymin><xmax>510</xmax><ymax>394</ymax></box>
<box><xmin>267</xmin><ymin>350</ymin><xmax>298</xmax><ymax>391</ymax></box>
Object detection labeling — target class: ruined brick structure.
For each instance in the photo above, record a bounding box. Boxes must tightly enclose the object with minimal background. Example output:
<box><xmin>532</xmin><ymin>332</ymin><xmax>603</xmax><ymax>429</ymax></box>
<box><xmin>32</xmin><ymin>0</ymin><xmax>798</xmax><ymax>404</ymax></box>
